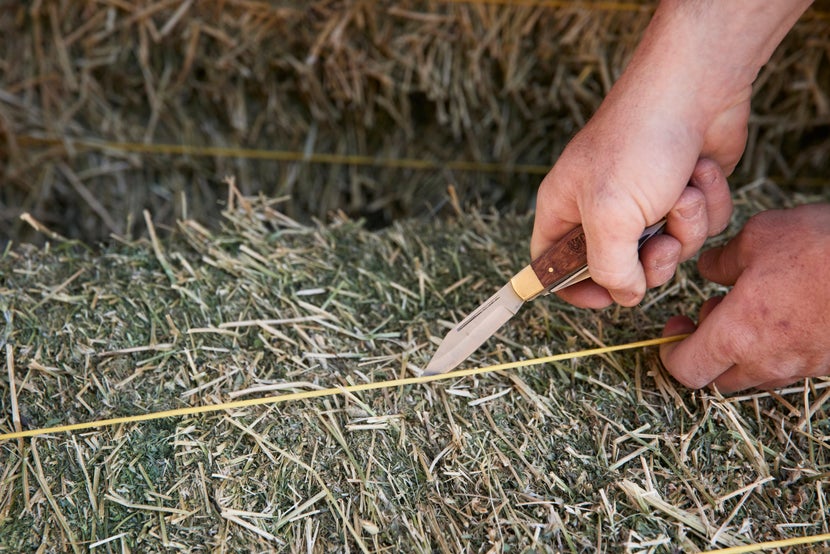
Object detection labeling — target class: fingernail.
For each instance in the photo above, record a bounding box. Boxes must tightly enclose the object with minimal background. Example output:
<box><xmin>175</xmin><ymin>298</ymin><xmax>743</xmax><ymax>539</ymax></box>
<box><xmin>654</xmin><ymin>252</ymin><xmax>676</xmax><ymax>271</ymax></box>
<box><xmin>677</xmin><ymin>201</ymin><xmax>704</xmax><ymax>220</ymax></box>
<box><xmin>613</xmin><ymin>289</ymin><xmax>642</xmax><ymax>307</ymax></box>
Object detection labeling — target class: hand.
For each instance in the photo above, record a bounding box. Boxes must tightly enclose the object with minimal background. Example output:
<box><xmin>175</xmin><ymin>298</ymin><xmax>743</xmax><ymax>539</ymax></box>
<box><xmin>660</xmin><ymin>205</ymin><xmax>830</xmax><ymax>393</ymax></box>
<box><xmin>531</xmin><ymin>0</ymin><xmax>812</xmax><ymax>308</ymax></box>
<box><xmin>538</xmin><ymin>158</ymin><xmax>734</xmax><ymax>309</ymax></box>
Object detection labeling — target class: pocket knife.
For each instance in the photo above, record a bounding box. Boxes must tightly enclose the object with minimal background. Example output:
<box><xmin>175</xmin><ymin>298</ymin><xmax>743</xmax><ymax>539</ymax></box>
<box><xmin>424</xmin><ymin>220</ymin><xmax>667</xmax><ymax>375</ymax></box>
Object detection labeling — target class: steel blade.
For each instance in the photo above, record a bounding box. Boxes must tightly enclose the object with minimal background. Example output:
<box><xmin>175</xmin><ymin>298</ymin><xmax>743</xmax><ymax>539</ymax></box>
<box><xmin>424</xmin><ymin>282</ymin><xmax>524</xmax><ymax>375</ymax></box>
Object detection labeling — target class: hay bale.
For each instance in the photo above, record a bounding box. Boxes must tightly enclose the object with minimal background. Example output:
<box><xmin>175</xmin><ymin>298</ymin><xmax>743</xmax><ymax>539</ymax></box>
<box><xmin>1</xmin><ymin>188</ymin><xmax>828</xmax><ymax>551</ymax></box>
<box><xmin>2</xmin><ymin>1</ymin><xmax>829</xmax><ymax>244</ymax></box>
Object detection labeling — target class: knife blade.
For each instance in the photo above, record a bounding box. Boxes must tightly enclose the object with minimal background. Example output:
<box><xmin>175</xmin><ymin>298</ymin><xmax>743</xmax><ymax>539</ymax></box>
<box><xmin>424</xmin><ymin>220</ymin><xmax>667</xmax><ymax>375</ymax></box>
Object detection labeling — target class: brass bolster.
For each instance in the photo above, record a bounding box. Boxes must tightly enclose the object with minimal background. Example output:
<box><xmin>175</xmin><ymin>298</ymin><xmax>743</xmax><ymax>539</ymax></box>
<box><xmin>510</xmin><ymin>265</ymin><xmax>544</xmax><ymax>301</ymax></box>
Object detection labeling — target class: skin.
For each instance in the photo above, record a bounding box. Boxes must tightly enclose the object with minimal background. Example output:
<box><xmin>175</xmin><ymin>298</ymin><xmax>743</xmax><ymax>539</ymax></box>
<box><xmin>660</xmin><ymin>205</ymin><xmax>830</xmax><ymax>393</ymax></box>
<box><xmin>531</xmin><ymin>0</ymin><xmax>825</xmax><ymax>392</ymax></box>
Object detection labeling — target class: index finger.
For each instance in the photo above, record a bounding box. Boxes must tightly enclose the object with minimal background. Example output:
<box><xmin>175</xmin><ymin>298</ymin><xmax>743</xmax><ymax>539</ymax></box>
<box><xmin>583</xmin><ymin>210</ymin><xmax>651</xmax><ymax>306</ymax></box>
<box><xmin>660</xmin><ymin>294</ymin><xmax>751</xmax><ymax>389</ymax></box>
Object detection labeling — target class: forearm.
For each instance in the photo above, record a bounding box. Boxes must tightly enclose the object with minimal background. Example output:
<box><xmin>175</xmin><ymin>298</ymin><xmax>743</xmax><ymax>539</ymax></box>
<box><xmin>617</xmin><ymin>0</ymin><xmax>813</xmax><ymax>135</ymax></box>
<box><xmin>652</xmin><ymin>0</ymin><xmax>812</xmax><ymax>75</ymax></box>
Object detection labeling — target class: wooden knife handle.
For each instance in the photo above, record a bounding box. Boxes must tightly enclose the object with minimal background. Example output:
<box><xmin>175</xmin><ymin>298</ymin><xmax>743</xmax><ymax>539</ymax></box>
<box><xmin>510</xmin><ymin>220</ymin><xmax>666</xmax><ymax>301</ymax></box>
<box><xmin>530</xmin><ymin>225</ymin><xmax>588</xmax><ymax>291</ymax></box>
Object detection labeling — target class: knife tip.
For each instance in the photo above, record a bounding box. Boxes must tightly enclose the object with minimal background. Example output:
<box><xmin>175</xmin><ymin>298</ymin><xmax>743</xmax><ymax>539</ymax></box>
<box><xmin>422</xmin><ymin>363</ymin><xmax>441</xmax><ymax>377</ymax></box>
<box><xmin>422</xmin><ymin>355</ymin><xmax>456</xmax><ymax>377</ymax></box>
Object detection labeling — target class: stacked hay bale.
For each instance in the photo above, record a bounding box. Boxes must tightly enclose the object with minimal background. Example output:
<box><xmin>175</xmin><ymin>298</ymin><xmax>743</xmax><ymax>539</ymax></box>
<box><xmin>2</xmin><ymin>1</ymin><xmax>828</xmax><ymax>243</ymax></box>
<box><xmin>1</xmin><ymin>189</ymin><xmax>828</xmax><ymax>552</ymax></box>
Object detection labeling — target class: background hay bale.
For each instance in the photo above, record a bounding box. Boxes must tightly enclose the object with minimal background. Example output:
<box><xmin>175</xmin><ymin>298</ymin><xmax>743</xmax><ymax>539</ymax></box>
<box><xmin>1</xmin><ymin>2</ymin><xmax>830</xmax><ymax>549</ymax></box>
<box><xmin>2</xmin><ymin>0</ymin><xmax>829</xmax><ymax>244</ymax></box>
<box><xmin>0</xmin><ymin>188</ymin><xmax>828</xmax><ymax>552</ymax></box>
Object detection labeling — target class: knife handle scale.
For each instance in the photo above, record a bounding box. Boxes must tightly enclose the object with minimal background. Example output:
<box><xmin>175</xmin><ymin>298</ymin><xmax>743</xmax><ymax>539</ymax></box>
<box><xmin>510</xmin><ymin>225</ymin><xmax>588</xmax><ymax>301</ymax></box>
<box><xmin>510</xmin><ymin>220</ymin><xmax>666</xmax><ymax>302</ymax></box>
<box><xmin>530</xmin><ymin>225</ymin><xmax>588</xmax><ymax>291</ymax></box>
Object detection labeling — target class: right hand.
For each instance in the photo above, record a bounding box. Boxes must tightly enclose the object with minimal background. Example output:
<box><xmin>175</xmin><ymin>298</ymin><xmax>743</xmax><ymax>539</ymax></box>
<box><xmin>530</xmin><ymin>0</ymin><xmax>810</xmax><ymax>308</ymax></box>
<box><xmin>531</xmin><ymin>83</ymin><xmax>742</xmax><ymax>308</ymax></box>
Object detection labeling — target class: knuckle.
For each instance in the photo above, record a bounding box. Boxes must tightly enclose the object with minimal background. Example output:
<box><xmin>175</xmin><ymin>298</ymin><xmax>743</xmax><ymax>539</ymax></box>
<box><xmin>732</xmin><ymin>214</ymin><xmax>771</xmax><ymax>262</ymax></box>
<box><xmin>695</xmin><ymin>160</ymin><xmax>722</xmax><ymax>186</ymax></box>
<box><xmin>741</xmin><ymin>209</ymin><xmax>784</xmax><ymax>242</ymax></box>
<box><xmin>712</xmin><ymin>317</ymin><xmax>757</xmax><ymax>366</ymax></box>
<box><xmin>693</xmin><ymin>160</ymin><xmax>729</xmax><ymax>199</ymax></box>
<box><xmin>686</xmin><ymin>218</ymin><xmax>709</xmax><ymax>246</ymax></box>
<box><xmin>741</xmin><ymin>212</ymin><xmax>767</xmax><ymax>235</ymax></box>
<box><xmin>766</xmin><ymin>363</ymin><xmax>798</xmax><ymax>384</ymax></box>
<box><xmin>588</xmin><ymin>266</ymin><xmax>630</xmax><ymax>290</ymax></box>
<box><xmin>590</xmin><ymin>267</ymin><xmax>645</xmax><ymax>304</ymax></box>
<box><xmin>669</xmin><ymin>366</ymin><xmax>710</xmax><ymax>390</ymax></box>
<box><xmin>661</xmin><ymin>349</ymin><xmax>710</xmax><ymax>390</ymax></box>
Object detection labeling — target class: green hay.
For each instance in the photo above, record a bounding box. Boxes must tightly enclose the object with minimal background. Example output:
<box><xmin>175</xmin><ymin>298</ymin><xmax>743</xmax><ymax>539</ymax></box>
<box><xmin>1</xmin><ymin>185</ymin><xmax>828</xmax><ymax>552</ymax></box>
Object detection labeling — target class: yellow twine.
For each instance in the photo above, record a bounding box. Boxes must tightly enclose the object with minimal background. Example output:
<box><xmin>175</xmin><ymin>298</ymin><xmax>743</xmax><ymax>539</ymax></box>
<box><xmin>3</xmin><ymin>333</ymin><xmax>828</xmax><ymax>552</ymax></box>
<box><xmin>436</xmin><ymin>0</ymin><xmax>651</xmax><ymax>11</ymax></box>
<box><xmin>0</xmin><ymin>335</ymin><xmax>683</xmax><ymax>441</ymax></box>
<box><xmin>17</xmin><ymin>135</ymin><xmax>552</xmax><ymax>175</ymax></box>
<box><xmin>17</xmin><ymin>135</ymin><xmax>830</xmax><ymax>188</ymax></box>
<box><xmin>701</xmin><ymin>533</ymin><xmax>830</xmax><ymax>553</ymax></box>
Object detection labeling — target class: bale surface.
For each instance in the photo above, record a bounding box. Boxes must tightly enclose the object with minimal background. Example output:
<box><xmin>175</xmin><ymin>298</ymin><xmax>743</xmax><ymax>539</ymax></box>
<box><xmin>2</xmin><ymin>1</ymin><xmax>829</xmax><ymax>244</ymax></box>
<box><xmin>1</xmin><ymin>187</ymin><xmax>828</xmax><ymax>552</ymax></box>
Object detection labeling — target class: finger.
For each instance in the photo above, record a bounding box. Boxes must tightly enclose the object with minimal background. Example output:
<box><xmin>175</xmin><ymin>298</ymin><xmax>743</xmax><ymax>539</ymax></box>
<box><xmin>554</xmin><ymin>280</ymin><xmax>614</xmax><ymax>309</ymax></box>
<box><xmin>697</xmin><ymin>242</ymin><xmax>746</xmax><ymax>286</ymax></box>
<box><xmin>556</xmin><ymin>233</ymin><xmax>681</xmax><ymax>304</ymax></box>
<box><xmin>689</xmin><ymin>158</ymin><xmax>733</xmax><ymax>236</ymax></box>
<box><xmin>639</xmin><ymin>234</ymin><xmax>681</xmax><ymax>288</ymax></box>
<box><xmin>712</xmin><ymin>362</ymin><xmax>802</xmax><ymax>394</ymax></box>
<box><xmin>530</xmin><ymin>215</ymin><xmax>580</xmax><ymax>261</ymax></box>
<box><xmin>662</xmin><ymin>314</ymin><xmax>697</xmax><ymax>337</ymax></box>
<box><xmin>659</xmin><ymin>298</ymin><xmax>722</xmax><ymax>360</ymax></box>
<box><xmin>697</xmin><ymin>296</ymin><xmax>724</xmax><ymax>323</ymax></box>
<box><xmin>753</xmin><ymin>377</ymin><xmax>804</xmax><ymax>392</ymax></box>
<box><xmin>659</xmin><ymin>294</ymin><xmax>750</xmax><ymax>389</ymax></box>
<box><xmin>665</xmin><ymin>185</ymin><xmax>709</xmax><ymax>262</ymax></box>
<box><xmin>709</xmin><ymin>364</ymin><xmax>757</xmax><ymax>394</ymax></box>
<box><xmin>714</xmin><ymin>349</ymin><xmax>814</xmax><ymax>393</ymax></box>
<box><xmin>582</xmin><ymin>210</ymin><xmax>650</xmax><ymax>307</ymax></box>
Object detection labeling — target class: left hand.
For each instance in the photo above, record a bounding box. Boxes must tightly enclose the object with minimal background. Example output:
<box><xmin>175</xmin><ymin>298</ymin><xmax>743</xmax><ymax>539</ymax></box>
<box><xmin>660</xmin><ymin>204</ymin><xmax>830</xmax><ymax>393</ymax></box>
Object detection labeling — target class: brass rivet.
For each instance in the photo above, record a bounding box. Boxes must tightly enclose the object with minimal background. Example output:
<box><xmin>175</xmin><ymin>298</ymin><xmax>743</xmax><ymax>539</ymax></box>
<box><xmin>548</xmin><ymin>267</ymin><xmax>553</xmax><ymax>273</ymax></box>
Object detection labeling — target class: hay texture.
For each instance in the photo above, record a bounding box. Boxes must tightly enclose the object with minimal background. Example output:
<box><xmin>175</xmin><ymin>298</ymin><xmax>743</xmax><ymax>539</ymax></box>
<box><xmin>1</xmin><ymin>185</ymin><xmax>829</xmax><ymax>552</ymax></box>
<box><xmin>2</xmin><ymin>1</ymin><xmax>830</xmax><ymax>244</ymax></box>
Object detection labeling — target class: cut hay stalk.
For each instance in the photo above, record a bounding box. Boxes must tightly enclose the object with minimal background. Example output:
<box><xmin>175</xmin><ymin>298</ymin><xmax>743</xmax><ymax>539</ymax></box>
<box><xmin>144</xmin><ymin>209</ymin><xmax>177</xmax><ymax>284</ymax></box>
<box><xmin>714</xmin><ymin>401</ymin><xmax>771</xmax><ymax>478</ymax></box>
<box><xmin>0</xmin><ymin>336</ymin><xmax>687</xmax><ymax>442</ymax></box>
<box><xmin>5</xmin><ymin>345</ymin><xmax>21</xmax><ymax>438</ymax></box>
<box><xmin>30</xmin><ymin>441</ymin><xmax>82</xmax><ymax>554</ymax></box>
<box><xmin>219</xmin><ymin>510</ymin><xmax>284</xmax><ymax>545</ymax></box>
<box><xmin>104</xmin><ymin>490</ymin><xmax>191</xmax><ymax>516</ymax></box>
<box><xmin>619</xmin><ymin>479</ymin><xmax>740</xmax><ymax>547</ymax></box>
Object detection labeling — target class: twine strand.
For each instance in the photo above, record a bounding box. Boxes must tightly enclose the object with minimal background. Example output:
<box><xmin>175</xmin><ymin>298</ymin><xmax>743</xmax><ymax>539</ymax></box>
<box><xmin>0</xmin><ymin>335</ymin><xmax>684</xmax><ymax>441</ymax></box>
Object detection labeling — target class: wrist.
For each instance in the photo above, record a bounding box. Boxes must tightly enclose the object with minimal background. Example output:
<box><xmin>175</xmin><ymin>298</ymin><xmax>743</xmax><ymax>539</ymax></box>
<box><xmin>626</xmin><ymin>0</ymin><xmax>812</xmax><ymax>132</ymax></box>
<box><xmin>653</xmin><ymin>0</ymin><xmax>812</xmax><ymax>73</ymax></box>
